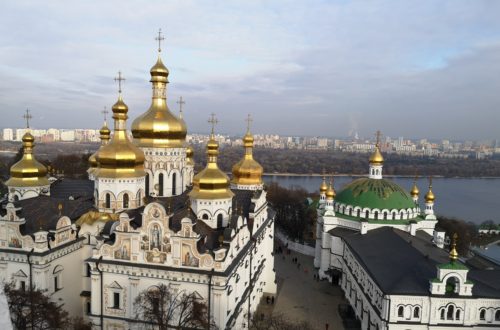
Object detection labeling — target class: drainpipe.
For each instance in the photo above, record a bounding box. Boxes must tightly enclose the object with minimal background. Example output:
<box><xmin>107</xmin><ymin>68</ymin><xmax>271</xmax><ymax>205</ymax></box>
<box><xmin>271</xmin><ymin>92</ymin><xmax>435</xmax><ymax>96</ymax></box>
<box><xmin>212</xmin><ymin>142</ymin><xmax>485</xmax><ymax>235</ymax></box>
<box><xmin>95</xmin><ymin>256</ymin><xmax>103</xmax><ymax>329</ymax></box>
<box><xmin>247</xmin><ymin>238</ymin><xmax>255</xmax><ymax>328</ymax></box>
<box><xmin>207</xmin><ymin>268</ymin><xmax>214</xmax><ymax>330</ymax></box>
<box><xmin>27</xmin><ymin>248</ymin><xmax>34</xmax><ymax>330</ymax></box>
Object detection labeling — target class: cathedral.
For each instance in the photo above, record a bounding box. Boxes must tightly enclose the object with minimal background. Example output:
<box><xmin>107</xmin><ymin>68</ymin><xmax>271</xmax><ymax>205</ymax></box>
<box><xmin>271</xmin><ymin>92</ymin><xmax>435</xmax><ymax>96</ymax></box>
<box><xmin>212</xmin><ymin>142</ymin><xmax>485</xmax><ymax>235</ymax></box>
<box><xmin>0</xmin><ymin>32</ymin><xmax>276</xmax><ymax>329</ymax></box>
<box><xmin>314</xmin><ymin>138</ymin><xmax>500</xmax><ymax>329</ymax></box>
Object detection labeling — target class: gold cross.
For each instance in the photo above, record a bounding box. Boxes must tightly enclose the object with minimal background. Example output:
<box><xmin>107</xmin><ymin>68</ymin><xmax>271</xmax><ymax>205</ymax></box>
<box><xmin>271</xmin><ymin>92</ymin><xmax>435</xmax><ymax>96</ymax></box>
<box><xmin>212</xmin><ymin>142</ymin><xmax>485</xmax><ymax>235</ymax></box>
<box><xmin>155</xmin><ymin>28</ymin><xmax>165</xmax><ymax>53</ymax></box>
<box><xmin>114</xmin><ymin>71</ymin><xmax>125</xmax><ymax>93</ymax></box>
<box><xmin>23</xmin><ymin>109</ymin><xmax>32</xmax><ymax>128</ymax></box>
<box><xmin>208</xmin><ymin>113</ymin><xmax>218</xmax><ymax>135</ymax></box>
<box><xmin>177</xmin><ymin>96</ymin><xmax>185</xmax><ymax>117</ymax></box>
<box><xmin>429</xmin><ymin>176</ymin><xmax>433</xmax><ymax>188</ymax></box>
<box><xmin>101</xmin><ymin>106</ymin><xmax>109</xmax><ymax>122</ymax></box>
<box><xmin>245</xmin><ymin>114</ymin><xmax>253</xmax><ymax>132</ymax></box>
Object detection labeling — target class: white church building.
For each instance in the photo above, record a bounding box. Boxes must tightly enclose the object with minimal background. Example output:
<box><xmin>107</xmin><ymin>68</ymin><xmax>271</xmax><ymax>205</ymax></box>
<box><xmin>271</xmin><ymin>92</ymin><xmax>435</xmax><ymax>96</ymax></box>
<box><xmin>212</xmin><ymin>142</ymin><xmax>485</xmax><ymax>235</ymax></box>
<box><xmin>0</xmin><ymin>33</ymin><xmax>276</xmax><ymax>330</ymax></box>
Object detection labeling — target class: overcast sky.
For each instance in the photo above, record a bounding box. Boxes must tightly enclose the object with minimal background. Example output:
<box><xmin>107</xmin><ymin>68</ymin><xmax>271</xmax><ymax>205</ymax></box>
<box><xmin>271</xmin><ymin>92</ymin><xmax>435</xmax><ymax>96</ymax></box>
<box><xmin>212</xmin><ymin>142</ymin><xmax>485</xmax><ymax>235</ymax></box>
<box><xmin>0</xmin><ymin>0</ymin><xmax>499</xmax><ymax>140</ymax></box>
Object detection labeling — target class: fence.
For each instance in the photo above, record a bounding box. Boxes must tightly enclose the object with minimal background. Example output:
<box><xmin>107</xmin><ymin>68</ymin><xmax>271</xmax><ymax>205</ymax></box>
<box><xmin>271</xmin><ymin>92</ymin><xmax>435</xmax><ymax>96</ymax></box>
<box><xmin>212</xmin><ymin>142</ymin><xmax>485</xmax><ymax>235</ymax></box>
<box><xmin>275</xmin><ymin>230</ymin><xmax>315</xmax><ymax>256</ymax></box>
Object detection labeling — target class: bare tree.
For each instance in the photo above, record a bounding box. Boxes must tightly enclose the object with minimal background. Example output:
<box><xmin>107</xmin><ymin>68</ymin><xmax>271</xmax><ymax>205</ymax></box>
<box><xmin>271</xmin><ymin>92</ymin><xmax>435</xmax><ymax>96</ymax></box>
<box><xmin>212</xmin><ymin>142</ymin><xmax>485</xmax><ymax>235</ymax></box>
<box><xmin>134</xmin><ymin>283</ymin><xmax>212</xmax><ymax>329</ymax></box>
<box><xmin>3</xmin><ymin>281</ymin><xmax>75</xmax><ymax>330</ymax></box>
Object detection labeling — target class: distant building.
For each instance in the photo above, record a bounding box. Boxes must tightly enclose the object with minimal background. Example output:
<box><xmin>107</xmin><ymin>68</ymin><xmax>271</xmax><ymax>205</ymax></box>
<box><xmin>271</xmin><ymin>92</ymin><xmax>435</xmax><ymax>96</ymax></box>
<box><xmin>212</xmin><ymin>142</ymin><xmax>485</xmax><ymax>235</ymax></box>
<box><xmin>2</xmin><ymin>128</ymin><xmax>13</xmax><ymax>141</ymax></box>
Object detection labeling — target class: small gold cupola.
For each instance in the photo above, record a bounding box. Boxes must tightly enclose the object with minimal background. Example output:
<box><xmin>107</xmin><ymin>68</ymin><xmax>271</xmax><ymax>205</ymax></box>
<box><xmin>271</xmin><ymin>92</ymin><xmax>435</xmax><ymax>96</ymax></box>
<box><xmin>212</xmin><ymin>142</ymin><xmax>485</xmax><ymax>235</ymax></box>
<box><xmin>326</xmin><ymin>180</ymin><xmax>336</xmax><ymax>200</ymax></box>
<box><xmin>449</xmin><ymin>233</ymin><xmax>459</xmax><ymax>263</ymax></box>
<box><xmin>186</xmin><ymin>145</ymin><xmax>195</xmax><ymax>166</ymax></box>
<box><xmin>320</xmin><ymin>176</ymin><xmax>328</xmax><ymax>194</ymax></box>
<box><xmin>189</xmin><ymin>114</ymin><xmax>234</xmax><ymax>200</ymax></box>
<box><xmin>369</xmin><ymin>130</ymin><xmax>384</xmax><ymax>165</ymax></box>
<box><xmin>425</xmin><ymin>179</ymin><xmax>435</xmax><ymax>203</ymax></box>
<box><xmin>95</xmin><ymin>72</ymin><xmax>145</xmax><ymax>179</ymax></box>
<box><xmin>231</xmin><ymin>114</ymin><xmax>263</xmax><ymax>188</ymax></box>
<box><xmin>6</xmin><ymin>131</ymin><xmax>49</xmax><ymax>188</ymax></box>
<box><xmin>131</xmin><ymin>29</ymin><xmax>187</xmax><ymax>148</ymax></box>
<box><xmin>88</xmin><ymin>108</ymin><xmax>111</xmax><ymax>174</ymax></box>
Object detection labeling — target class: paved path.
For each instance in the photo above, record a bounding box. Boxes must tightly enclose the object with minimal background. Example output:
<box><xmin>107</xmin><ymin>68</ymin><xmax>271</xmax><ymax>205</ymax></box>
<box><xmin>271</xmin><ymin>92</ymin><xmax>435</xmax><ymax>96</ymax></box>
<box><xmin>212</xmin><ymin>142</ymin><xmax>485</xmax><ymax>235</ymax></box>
<box><xmin>263</xmin><ymin>246</ymin><xmax>346</xmax><ymax>330</ymax></box>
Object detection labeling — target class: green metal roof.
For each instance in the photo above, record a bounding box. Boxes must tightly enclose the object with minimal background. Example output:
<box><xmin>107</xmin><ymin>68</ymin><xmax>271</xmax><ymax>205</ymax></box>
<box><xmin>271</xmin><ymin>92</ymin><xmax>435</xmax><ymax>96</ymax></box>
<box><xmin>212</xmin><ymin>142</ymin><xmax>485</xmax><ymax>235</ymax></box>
<box><xmin>335</xmin><ymin>178</ymin><xmax>416</xmax><ymax>210</ymax></box>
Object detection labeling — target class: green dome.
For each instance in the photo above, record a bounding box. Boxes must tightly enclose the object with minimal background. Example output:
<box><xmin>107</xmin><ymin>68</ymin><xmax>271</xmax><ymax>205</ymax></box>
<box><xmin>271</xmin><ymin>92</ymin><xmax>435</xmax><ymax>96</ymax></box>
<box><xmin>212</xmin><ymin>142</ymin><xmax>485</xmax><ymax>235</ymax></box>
<box><xmin>335</xmin><ymin>178</ymin><xmax>416</xmax><ymax>210</ymax></box>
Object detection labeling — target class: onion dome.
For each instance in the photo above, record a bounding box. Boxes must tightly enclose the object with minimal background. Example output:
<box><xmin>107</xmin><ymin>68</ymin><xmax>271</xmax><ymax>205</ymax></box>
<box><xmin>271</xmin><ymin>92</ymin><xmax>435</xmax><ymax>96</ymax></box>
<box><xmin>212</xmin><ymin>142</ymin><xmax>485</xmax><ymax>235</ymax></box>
<box><xmin>326</xmin><ymin>181</ymin><xmax>336</xmax><ymax>200</ymax></box>
<box><xmin>186</xmin><ymin>145</ymin><xmax>194</xmax><ymax>166</ymax></box>
<box><xmin>95</xmin><ymin>92</ymin><xmax>145</xmax><ymax>179</ymax></box>
<box><xmin>410</xmin><ymin>181</ymin><xmax>419</xmax><ymax>197</ymax></box>
<box><xmin>6</xmin><ymin>132</ymin><xmax>49</xmax><ymax>187</ymax></box>
<box><xmin>319</xmin><ymin>177</ymin><xmax>328</xmax><ymax>194</ymax></box>
<box><xmin>231</xmin><ymin>127</ymin><xmax>263</xmax><ymax>187</ymax></box>
<box><xmin>88</xmin><ymin>122</ymin><xmax>111</xmax><ymax>171</ymax></box>
<box><xmin>131</xmin><ymin>54</ymin><xmax>187</xmax><ymax>148</ymax></box>
<box><xmin>425</xmin><ymin>184</ymin><xmax>435</xmax><ymax>203</ymax></box>
<box><xmin>336</xmin><ymin>178</ymin><xmax>415</xmax><ymax>210</ymax></box>
<box><xmin>190</xmin><ymin>127</ymin><xmax>234</xmax><ymax>200</ymax></box>
<box><xmin>369</xmin><ymin>145</ymin><xmax>384</xmax><ymax>165</ymax></box>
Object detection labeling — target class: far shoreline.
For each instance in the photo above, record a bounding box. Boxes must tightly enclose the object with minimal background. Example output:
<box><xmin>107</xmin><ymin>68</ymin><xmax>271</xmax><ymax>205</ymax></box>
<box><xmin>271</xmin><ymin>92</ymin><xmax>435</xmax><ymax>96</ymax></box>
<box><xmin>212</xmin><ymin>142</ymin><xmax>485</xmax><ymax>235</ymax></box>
<box><xmin>261</xmin><ymin>173</ymin><xmax>500</xmax><ymax>179</ymax></box>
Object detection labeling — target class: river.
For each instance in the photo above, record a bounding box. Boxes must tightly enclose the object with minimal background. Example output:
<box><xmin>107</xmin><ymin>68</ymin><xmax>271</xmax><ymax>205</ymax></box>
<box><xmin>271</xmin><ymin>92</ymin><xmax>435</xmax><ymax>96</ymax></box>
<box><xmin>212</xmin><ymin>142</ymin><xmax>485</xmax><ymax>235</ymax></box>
<box><xmin>263</xmin><ymin>175</ymin><xmax>500</xmax><ymax>225</ymax></box>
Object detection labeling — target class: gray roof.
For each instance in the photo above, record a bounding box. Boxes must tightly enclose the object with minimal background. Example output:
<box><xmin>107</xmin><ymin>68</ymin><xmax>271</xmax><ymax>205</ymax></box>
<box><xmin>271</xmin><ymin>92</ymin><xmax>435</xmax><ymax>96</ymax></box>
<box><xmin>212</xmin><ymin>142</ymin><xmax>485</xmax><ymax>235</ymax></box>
<box><xmin>344</xmin><ymin>227</ymin><xmax>500</xmax><ymax>298</ymax></box>
<box><xmin>328</xmin><ymin>226</ymin><xmax>358</xmax><ymax>238</ymax></box>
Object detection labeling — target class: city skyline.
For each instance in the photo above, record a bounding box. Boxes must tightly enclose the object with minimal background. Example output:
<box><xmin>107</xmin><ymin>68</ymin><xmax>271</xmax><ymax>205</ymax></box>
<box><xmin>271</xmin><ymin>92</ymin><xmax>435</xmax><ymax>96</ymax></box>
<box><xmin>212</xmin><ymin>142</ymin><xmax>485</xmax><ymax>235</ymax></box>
<box><xmin>1</xmin><ymin>1</ymin><xmax>500</xmax><ymax>139</ymax></box>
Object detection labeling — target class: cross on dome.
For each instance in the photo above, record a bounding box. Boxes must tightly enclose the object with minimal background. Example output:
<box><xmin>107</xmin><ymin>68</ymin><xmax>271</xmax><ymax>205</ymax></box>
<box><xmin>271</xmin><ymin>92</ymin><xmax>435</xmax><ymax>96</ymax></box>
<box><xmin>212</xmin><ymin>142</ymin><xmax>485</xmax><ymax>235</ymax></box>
<box><xmin>101</xmin><ymin>106</ymin><xmax>109</xmax><ymax>122</ymax></box>
<box><xmin>208</xmin><ymin>113</ymin><xmax>218</xmax><ymax>135</ymax></box>
<box><xmin>177</xmin><ymin>96</ymin><xmax>185</xmax><ymax>117</ymax></box>
<box><xmin>245</xmin><ymin>114</ymin><xmax>253</xmax><ymax>132</ymax></box>
<box><xmin>375</xmin><ymin>130</ymin><xmax>382</xmax><ymax>147</ymax></box>
<box><xmin>155</xmin><ymin>28</ymin><xmax>165</xmax><ymax>53</ymax></box>
<box><xmin>23</xmin><ymin>109</ymin><xmax>32</xmax><ymax>128</ymax></box>
<box><xmin>114</xmin><ymin>71</ymin><xmax>125</xmax><ymax>94</ymax></box>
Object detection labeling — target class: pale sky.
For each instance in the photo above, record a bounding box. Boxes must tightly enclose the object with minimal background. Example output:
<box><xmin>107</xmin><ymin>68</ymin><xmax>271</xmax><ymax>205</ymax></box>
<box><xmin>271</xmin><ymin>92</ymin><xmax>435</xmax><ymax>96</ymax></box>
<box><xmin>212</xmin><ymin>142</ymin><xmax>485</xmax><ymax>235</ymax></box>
<box><xmin>0</xmin><ymin>0</ymin><xmax>500</xmax><ymax>140</ymax></box>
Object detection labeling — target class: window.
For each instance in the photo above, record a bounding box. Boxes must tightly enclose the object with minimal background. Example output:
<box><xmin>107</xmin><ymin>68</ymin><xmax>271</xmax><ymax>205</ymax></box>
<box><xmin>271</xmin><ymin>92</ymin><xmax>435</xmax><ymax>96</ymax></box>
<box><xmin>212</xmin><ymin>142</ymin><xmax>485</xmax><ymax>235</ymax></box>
<box><xmin>145</xmin><ymin>173</ymin><xmax>150</xmax><ymax>196</ymax></box>
<box><xmin>495</xmin><ymin>310</ymin><xmax>500</xmax><ymax>321</ymax></box>
<box><xmin>446</xmin><ymin>277</ymin><xmax>458</xmax><ymax>294</ymax></box>
<box><xmin>446</xmin><ymin>305</ymin><xmax>454</xmax><ymax>320</ymax></box>
<box><xmin>86</xmin><ymin>301</ymin><xmax>91</xmax><ymax>314</ymax></box>
<box><xmin>158</xmin><ymin>173</ymin><xmax>164</xmax><ymax>196</ymax></box>
<box><xmin>20</xmin><ymin>281</ymin><xmax>26</xmax><ymax>291</ymax></box>
<box><xmin>455</xmin><ymin>309</ymin><xmax>460</xmax><ymax>320</ymax></box>
<box><xmin>217</xmin><ymin>214</ymin><xmax>223</xmax><ymax>228</ymax></box>
<box><xmin>113</xmin><ymin>292</ymin><xmax>120</xmax><ymax>309</ymax></box>
<box><xmin>413</xmin><ymin>307</ymin><xmax>420</xmax><ymax>318</ymax></box>
<box><xmin>53</xmin><ymin>265</ymin><xmax>63</xmax><ymax>292</ymax></box>
<box><xmin>172</xmin><ymin>173</ymin><xmax>177</xmax><ymax>195</ymax></box>
<box><xmin>123</xmin><ymin>193</ymin><xmax>129</xmax><ymax>208</ymax></box>
<box><xmin>479</xmin><ymin>309</ymin><xmax>486</xmax><ymax>320</ymax></box>
<box><xmin>440</xmin><ymin>309</ymin><xmax>445</xmax><ymax>320</ymax></box>
<box><xmin>105</xmin><ymin>193</ymin><xmax>111</xmax><ymax>209</ymax></box>
<box><xmin>54</xmin><ymin>276</ymin><xmax>59</xmax><ymax>292</ymax></box>
<box><xmin>398</xmin><ymin>306</ymin><xmax>404</xmax><ymax>317</ymax></box>
<box><xmin>86</xmin><ymin>264</ymin><xmax>91</xmax><ymax>277</ymax></box>
<box><xmin>202</xmin><ymin>213</ymin><xmax>209</xmax><ymax>220</ymax></box>
<box><xmin>365</xmin><ymin>210</ymin><xmax>369</xmax><ymax>219</ymax></box>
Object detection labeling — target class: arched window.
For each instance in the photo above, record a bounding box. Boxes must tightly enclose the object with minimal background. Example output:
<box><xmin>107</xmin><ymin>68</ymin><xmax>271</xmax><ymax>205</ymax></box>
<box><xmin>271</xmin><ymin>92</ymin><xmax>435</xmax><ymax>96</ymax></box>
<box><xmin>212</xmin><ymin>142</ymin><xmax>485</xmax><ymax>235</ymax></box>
<box><xmin>397</xmin><ymin>306</ymin><xmax>404</xmax><ymax>317</ymax></box>
<box><xmin>105</xmin><ymin>193</ymin><xmax>111</xmax><ymax>209</ymax></box>
<box><xmin>383</xmin><ymin>211</ymin><xmax>387</xmax><ymax>220</ymax></box>
<box><xmin>202</xmin><ymin>213</ymin><xmax>209</xmax><ymax>220</ymax></box>
<box><xmin>357</xmin><ymin>209</ymin><xmax>361</xmax><ymax>217</ymax></box>
<box><xmin>479</xmin><ymin>309</ymin><xmax>486</xmax><ymax>320</ymax></box>
<box><xmin>374</xmin><ymin>211</ymin><xmax>379</xmax><ymax>219</ymax></box>
<box><xmin>123</xmin><ymin>193</ymin><xmax>129</xmax><ymax>209</ymax></box>
<box><xmin>440</xmin><ymin>309</ymin><xmax>445</xmax><ymax>320</ymax></box>
<box><xmin>172</xmin><ymin>173</ymin><xmax>177</xmax><ymax>195</ymax></box>
<box><xmin>365</xmin><ymin>210</ymin><xmax>369</xmax><ymax>219</ymax></box>
<box><xmin>217</xmin><ymin>214</ymin><xmax>223</xmax><ymax>228</ymax></box>
<box><xmin>447</xmin><ymin>305</ymin><xmax>454</xmax><ymax>320</ymax></box>
<box><xmin>446</xmin><ymin>277</ymin><xmax>458</xmax><ymax>294</ymax></box>
<box><xmin>455</xmin><ymin>309</ymin><xmax>460</xmax><ymax>320</ymax></box>
<box><xmin>158</xmin><ymin>173</ymin><xmax>164</xmax><ymax>196</ymax></box>
<box><xmin>413</xmin><ymin>306</ymin><xmax>420</xmax><ymax>318</ymax></box>
<box><xmin>145</xmin><ymin>173</ymin><xmax>150</xmax><ymax>196</ymax></box>
<box><xmin>495</xmin><ymin>310</ymin><xmax>500</xmax><ymax>321</ymax></box>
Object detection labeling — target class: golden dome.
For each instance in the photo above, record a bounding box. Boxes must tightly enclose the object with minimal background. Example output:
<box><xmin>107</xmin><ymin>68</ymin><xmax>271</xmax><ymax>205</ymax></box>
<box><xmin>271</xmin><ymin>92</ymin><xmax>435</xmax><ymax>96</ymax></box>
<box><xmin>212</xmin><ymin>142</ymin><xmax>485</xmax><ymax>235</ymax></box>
<box><xmin>410</xmin><ymin>181</ymin><xmax>419</xmax><ymax>197</ymax></box>
<box><xmin>326</xmin><ymin>181</ymin><xmax>336</xmax><ymax>199</ymax></box>
<box><xmin>6</xmin><ymin>132</ymin><xmax>49</xmax><ymax>187</ymax></box>
<box><xmin>95</xmin><ymin>95</ymin><xmax>146</xmax><ymax>178</ymax></box>
<box><xmin>320</xmin><ymin>177</ymin><xmax>328</xmax><ymax>193</ymax></box>
<box><xmin>449</xmin><ymin>233</ymin><xmax>459</xmax><ymax>263</ymax></box>
<box><xmin>189</xmin><ymin>134</ymin><xmax>234</xmax><ymax>200</ymax></box>
<box><xmin>186</xmin><ymin>145</ymin><xmax>194</xmax><ymax>166</ymax></box>
<box><xmin>425</xmin><ymin>186</ymin><xmax>435</xmax><ymax>203</ymax></box>
<box><xmin>369</xmin><ymin>146</ymin><xmax>384</xmax><ymax>165</ymax></box>
<box><xmin>131</xmin><ymin>55</ymin><xmax>187</xmax><ymax>148</ymax></box>
<box><xmin>231</xmin><ymin>130</ymin><xmax>263</xmax><ymax>186</ymax></box>
<box><xmin>89</xmin><ymin>122</ymin><xmax>111</xmax><ymax>170</ymax></box>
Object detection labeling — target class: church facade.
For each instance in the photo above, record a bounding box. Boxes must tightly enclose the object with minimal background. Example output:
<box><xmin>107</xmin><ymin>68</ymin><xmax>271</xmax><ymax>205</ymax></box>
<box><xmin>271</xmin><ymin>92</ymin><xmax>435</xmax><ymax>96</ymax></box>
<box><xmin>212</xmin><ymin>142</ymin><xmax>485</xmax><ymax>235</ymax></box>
<box><xmin>0</xmin><ymin>34</ymin><xmax>276</xmax><ymax>330</ymax></box>
<box><xmin>314</xmin><ymin>140</ymin><xmax>500</xmax><ymax>329</ymax></box>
